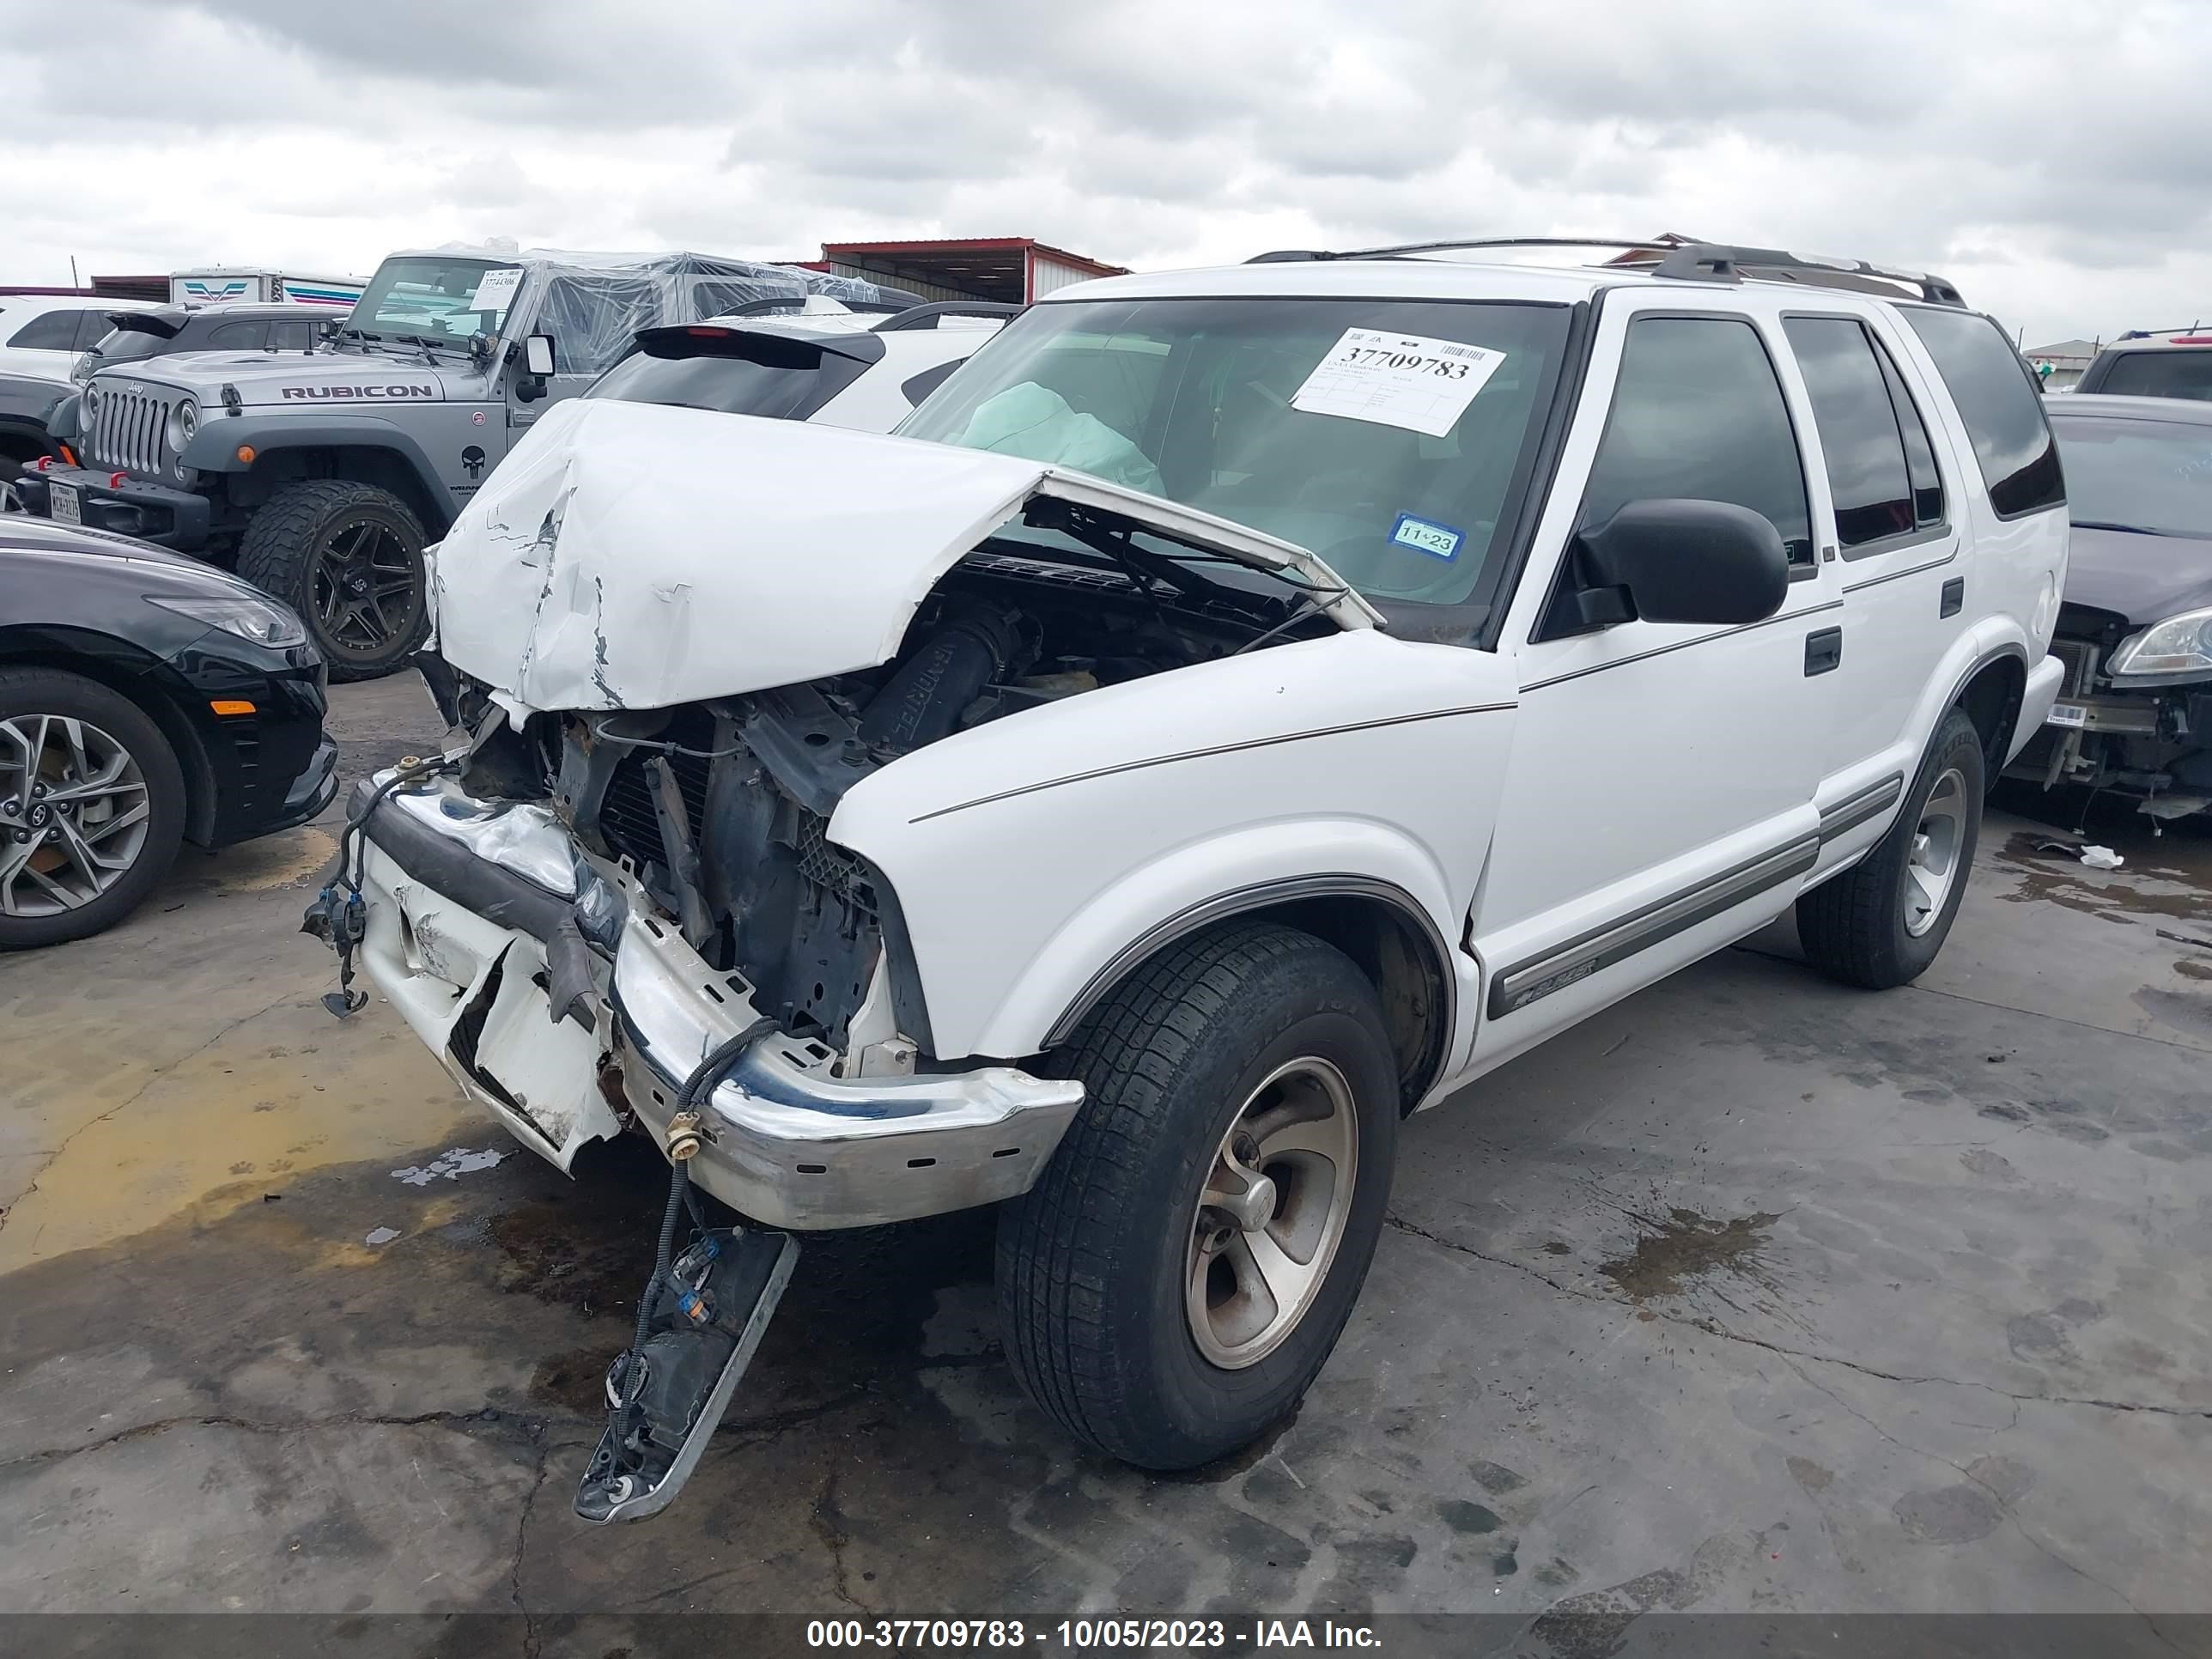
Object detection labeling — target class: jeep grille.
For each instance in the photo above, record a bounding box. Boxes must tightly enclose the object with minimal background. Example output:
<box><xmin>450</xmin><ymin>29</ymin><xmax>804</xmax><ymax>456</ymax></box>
<box><xmin>84</xmin><ymin>385</ymin><xmax>176</xmax><ymax>476</ymax></box>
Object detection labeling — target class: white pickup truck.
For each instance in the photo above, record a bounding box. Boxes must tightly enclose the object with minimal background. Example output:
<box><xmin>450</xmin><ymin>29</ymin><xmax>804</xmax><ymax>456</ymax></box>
<box><xmin>313</xmin><ymin>238</ymin><xmax>2067</xmax><ymax>1522</ymax></box>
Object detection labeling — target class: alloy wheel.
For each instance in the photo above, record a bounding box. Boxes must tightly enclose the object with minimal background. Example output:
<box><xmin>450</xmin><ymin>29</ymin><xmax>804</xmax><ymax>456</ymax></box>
<box><xmin>309</xmin><ymin>518</ymin><xmax>422</xmax><ymax>661</ymax></box>
<box><xmin>0</xmin><ymin>714</ymin><xmax>153</xmax><ymax>917</ymax></box>
<box><xmin>1902</xmin><ymin>765</ymin><xmax>1968</xmax><ymax>938</ymax></box>
<box><xmin>1185</xmin><ymin>1056</ymin><xmax>1360</xmax><ymax>1370</ymax></box>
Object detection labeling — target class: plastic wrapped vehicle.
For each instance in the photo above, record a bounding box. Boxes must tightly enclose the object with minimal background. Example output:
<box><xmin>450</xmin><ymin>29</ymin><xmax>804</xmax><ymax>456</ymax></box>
<box><xmin>12</xmin><ymin>248</ymin><xmax>916</xmax><ymax>679</ymax></box>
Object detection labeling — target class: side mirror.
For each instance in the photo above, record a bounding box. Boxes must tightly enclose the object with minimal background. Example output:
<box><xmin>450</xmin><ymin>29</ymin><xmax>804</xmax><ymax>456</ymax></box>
<box><xmin>1557</xmin><ymin>498</ymin><xmax>1790</xmax><ymax>631</ymax></box>
<box><xmin>523</xmin><ymin>334</ymin><xmax>556</xmax><ymax>377</ymax></box>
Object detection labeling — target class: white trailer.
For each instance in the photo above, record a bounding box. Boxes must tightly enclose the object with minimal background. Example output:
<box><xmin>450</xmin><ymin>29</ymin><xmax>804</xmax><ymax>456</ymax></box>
<box><xmin>169</xmin><ymin>269</ymin><xmax>368</xmax><ymax>309</ymax></box>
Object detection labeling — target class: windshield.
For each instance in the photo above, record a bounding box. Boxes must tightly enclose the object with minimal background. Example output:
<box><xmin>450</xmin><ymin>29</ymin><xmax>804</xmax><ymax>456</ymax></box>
<box><xmin>898</xmin><ymin>296</ymin><xmax>1571</xmax><ymax>610</ymax></box>
<box><xmin>346</xmin><ymin>257</ymin><xmax>515</xmax><ymax>346</ymax></box>
<box><xmin>2051</xmin><ymin>414</ymin><xmax>2212</xmax><ymax>538</ymax></box>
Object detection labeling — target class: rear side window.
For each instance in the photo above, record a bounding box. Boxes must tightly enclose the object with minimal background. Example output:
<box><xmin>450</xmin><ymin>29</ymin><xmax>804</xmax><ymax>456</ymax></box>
<box><xmin>208</xmin><ymin>321</ymin><xmax>268</xmax><ymax>348</ymax></box>
<box><xmin>1783</xmin><ymin>317</ymin><xmax>1914</xmax><ymax>549</ymax></box>
<box><xmin>271</xmin><ymin>322</ymin><xmax>316</xmax><ymax>351</ymax></box>
<box><xmin>2095</xmin><ymin>350</ymin><xmax>2212</xmax><ymax>403</ymax></box>
<box><xmin>1580</xmin><ymin>314</ymin><xmax>1814</xmax><ymax>566</ymax></box>
<box><xmin>1901</xmin><ymin>308</ymin><xmax>2064</xmax><ymax>516</ymax></box>
<box><xmin>71</xmin><ymin>311</ymin><xmax>122</xmax><ymax>351</ymax></box>
<box><xmin>1874</xmin><ymin>341</ymin><xmax>1945</xmax><ymax>526</ymax></box>
<box><xmin>1783</xmin><ymin>316</ymin><xmax>1946</xmax><ymax>550</ymax></box>
<box><xmin>7</xmin><ymin>308</ymin><xmax>84</xmax><ymax>349</ymax></box>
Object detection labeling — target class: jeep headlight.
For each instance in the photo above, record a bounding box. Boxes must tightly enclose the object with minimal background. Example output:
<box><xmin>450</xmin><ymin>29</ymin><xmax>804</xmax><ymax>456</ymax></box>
<box><xmin>2107</xmin><ymin>607</ymin><xmax>2212</xmax><ymax>684</ymax></box>
<box><xmin>80</xmin><ymin>382</ymin><xmax>99</xmax><ymax>422</ymax></box>
<box><xmin>165</xmin><ymin>398</ymin><xmax>198</xmax><ymax>455</ymax></box>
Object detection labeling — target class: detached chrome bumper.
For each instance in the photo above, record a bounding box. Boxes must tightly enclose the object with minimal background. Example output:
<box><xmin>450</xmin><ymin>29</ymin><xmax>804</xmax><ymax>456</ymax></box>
<box><xmin>609</xmin><ymin>913</ymin><xmax>1083</xmax><ymax>1230</ymax></box>
<box><xmin>348</xmin><ymin>770</ymin><xmax>1083</xmax><ymax>1230</ymax></box>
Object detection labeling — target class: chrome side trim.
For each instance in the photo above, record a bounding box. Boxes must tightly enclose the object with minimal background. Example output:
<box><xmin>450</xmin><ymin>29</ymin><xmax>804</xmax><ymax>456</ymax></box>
<box><xmin>1038</xmin><ymin>873</ymin><xmax>1458</xmax><ymax>1096</ymax></box>
<box><xmin>1487</xmin><ymin>836</ymin><xmax>1821</xmax><ymax>1018</ymax></box>
<box><xmin>1817</xmin><ymin>775</ymin><xmax>1905</xmax><ymax>843</ymax></box>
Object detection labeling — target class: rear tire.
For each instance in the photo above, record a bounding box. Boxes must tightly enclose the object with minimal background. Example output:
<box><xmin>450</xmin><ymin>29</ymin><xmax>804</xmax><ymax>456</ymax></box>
<box><xmin>236</xmin><ymin>480</ymin><xmax>428</xmax><ymax>683</ymax></box>
<box><xmin>996</xmin><ymin>922</ymin><xmax>1399</xmax><ymax>1468</ymax></box>
<box><xmin>1797</xmin><ymin>708</ymin><xmax>1984</xmax><ymax>989</ymax></box>
<box><xmin>0</xmin><ymin>667</ymin><xmax>185</xmax><ymax>951</ymax></box>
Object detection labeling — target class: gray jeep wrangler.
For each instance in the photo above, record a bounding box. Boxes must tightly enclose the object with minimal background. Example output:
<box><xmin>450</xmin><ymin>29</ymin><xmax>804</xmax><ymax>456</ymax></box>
<box><xmin>13</xmin><ymin>248</ymin><xmax>910</xmax><ymax>678</ymax></box>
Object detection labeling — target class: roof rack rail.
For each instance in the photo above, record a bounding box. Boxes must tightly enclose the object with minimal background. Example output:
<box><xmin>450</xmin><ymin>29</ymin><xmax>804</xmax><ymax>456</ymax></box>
<box><xmin>1245</xmin><ymin>236</ymin><xmax>1967</xmax><ymax>307</ymax></box>
<box><xmin>1248</xmin><ymin>236</ymin><xmax>1672</xmax><ymax>264</ymax></box>
<box><xmin>872</xmin><ymin>301</ymin><xmax>1024</xmax><ymax>331</ymax></box>
<box><xmin>1642</xmin><ymin>243</ymin><xmax>1966</xmax><ymax>307</ymax></box>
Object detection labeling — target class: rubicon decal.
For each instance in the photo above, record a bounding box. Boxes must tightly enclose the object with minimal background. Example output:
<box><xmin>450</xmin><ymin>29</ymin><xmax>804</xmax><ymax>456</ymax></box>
<box><xmin>279</xmin><ymin>384</ymin><xmax>436</xmax><ymax>400</ymax></box>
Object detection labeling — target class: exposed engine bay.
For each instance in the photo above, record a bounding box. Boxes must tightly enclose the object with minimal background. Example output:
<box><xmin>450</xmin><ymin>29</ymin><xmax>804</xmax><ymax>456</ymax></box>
<box><xmin>428</xmin><ymin>536</ymin><xmax>1331</xmax><ymax>1058</ymax></box>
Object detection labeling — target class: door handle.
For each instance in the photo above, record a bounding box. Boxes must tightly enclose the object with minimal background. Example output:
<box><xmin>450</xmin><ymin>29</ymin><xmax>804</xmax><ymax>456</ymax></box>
<box><xmin>1940</xmin><ymin>577</ymin><xmax>1965</xmax><ymax>617</ymax></box>
<box><xmin>1805</xmin><ymin>626</ymin><xmax>1843</xmax><ymax>677</ymax></box>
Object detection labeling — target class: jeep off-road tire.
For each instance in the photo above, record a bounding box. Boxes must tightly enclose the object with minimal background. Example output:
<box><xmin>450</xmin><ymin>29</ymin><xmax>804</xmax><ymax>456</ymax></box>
<box><xmin>236</xmin><ymin>480</ymin><xmax>428</xmax><ymax>683</ymax></box>
<box><xmin>1797</xmin><ymin>707</ymin><xmax>1985</xmax><ymax>989</ymax></box>
<box><xmin>0</xmin><ymin>667</ymin><xmax>185</xmax><ymax>951</ymax></box>
<box><xmin>996</xmin><ymin>922</ymin><xmax>1399</xmax><ymax>1469</ymax></box>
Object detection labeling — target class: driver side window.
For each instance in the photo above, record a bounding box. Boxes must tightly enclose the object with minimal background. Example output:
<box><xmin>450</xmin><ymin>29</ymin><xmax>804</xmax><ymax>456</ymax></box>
<box><xmin>1581</xmin><ymin>315</ymin><xmax>1814</xmax><ymax>567</ymax></box>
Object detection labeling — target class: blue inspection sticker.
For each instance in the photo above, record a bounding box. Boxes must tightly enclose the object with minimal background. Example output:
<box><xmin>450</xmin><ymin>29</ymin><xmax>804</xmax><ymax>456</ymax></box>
<box><xmin>1389</xmin><ymin>513</ymin><xmax>1463</xmax><ymax>561</ymax></box>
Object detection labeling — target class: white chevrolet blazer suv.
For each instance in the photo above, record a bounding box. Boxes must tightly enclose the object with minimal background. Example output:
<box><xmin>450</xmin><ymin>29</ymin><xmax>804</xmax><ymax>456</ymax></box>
<box><xmin>315</xmin><ymin>238</ymin><xmax>2068</xmax><ymax>1521</ymax></box>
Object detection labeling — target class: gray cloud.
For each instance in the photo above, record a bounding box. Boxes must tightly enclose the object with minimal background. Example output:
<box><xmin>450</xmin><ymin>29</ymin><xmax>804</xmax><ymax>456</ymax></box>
<box><xmin>2</xmin><ymin>0</ymin><xmax>2206</xmax><ymax>343</ymax></box>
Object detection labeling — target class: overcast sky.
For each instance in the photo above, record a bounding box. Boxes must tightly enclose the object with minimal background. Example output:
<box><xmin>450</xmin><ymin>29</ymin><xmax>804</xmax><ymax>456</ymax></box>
<box><xmin>4</xmin><ymin>0</ymin><xmax>2203</xmax><ymax>346</ymax></box>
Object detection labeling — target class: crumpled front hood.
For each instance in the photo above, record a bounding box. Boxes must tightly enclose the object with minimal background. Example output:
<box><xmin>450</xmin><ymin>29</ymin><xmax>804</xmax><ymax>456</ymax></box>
<box><xmin>429</xmin><ymin>398</ymin><xmax>1375</xmax><ymax>715</ymax></box>
<box><xmin>2065</xmin><ymin>524</ymin><xmax>2212</xmax><ymax>626</ymax></box>
<box><xmin>93</xmin><ymin>346</ymin><xmax>468</xmax><ymax>405</ymax></box>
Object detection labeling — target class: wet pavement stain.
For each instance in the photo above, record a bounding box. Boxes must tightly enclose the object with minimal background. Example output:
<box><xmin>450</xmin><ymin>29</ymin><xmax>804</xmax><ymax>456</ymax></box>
<box><xmin>1437</xmin><ymin>1498</ymin><xmax>1502</xmax><ymax>1534</ymax></box>
<box><xmin>1993</xmin><ymin>831</ymin><xmax>2212</xmax><ymax>927</ymax></box>
<box><xmin>1597</xmin><ymin>1208</ymin><xmax>1782</xmax><ymax>1303</ymax></box>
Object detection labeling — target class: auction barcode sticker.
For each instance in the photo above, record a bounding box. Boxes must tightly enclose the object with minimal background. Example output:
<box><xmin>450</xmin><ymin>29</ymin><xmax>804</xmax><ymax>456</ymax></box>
<box><xmin>1291</xmin><ymin>328</ymin><xmax>1505</xmax><ymax>437</ymax></box>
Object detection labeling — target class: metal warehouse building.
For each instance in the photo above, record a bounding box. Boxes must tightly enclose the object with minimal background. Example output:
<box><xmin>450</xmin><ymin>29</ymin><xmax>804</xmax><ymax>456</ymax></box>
<box><xmin>801</xmin><ymin>238</ymin><xmax>1128</xmax><ymax>305</ymax></box>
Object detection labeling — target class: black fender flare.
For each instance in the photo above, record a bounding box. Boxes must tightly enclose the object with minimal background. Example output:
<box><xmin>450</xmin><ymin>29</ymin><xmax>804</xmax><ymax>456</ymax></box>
<box><xmin>179</xmin><ymin>415</ymin><xmax>455</xmax><ymax>532</ymax></box>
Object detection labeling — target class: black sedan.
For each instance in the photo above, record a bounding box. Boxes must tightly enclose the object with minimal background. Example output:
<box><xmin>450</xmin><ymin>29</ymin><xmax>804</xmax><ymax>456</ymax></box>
<box><xmin>0</xmin><ymin>511</ymin><xmax>336</xmax><ymax>947</ymax></box>
<box><xmin>2008</xmin><ymin>394</ymin><xmax>2212</xmax><ymax>822</ymax></box>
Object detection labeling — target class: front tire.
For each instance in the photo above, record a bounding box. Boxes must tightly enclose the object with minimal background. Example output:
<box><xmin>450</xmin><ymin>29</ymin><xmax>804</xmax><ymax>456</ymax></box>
<box><xmin>235</xmin><ymin>480</ymin><xmax>428</xmax><ymax>683</ymax></box>
<box><xmin>0</xmin><ymin>668</ymin><xmax>185</xmax><ymax>950</ymax></box>
<box><xmin>996</xmin><ymin>923</ymin><xmax>1399</xmax><ymax>1468</ymax></box>
<box><xmin>1797</xmin><ymin>707</ymin><xmax>1984</xmax><ymax>989</ymax></box>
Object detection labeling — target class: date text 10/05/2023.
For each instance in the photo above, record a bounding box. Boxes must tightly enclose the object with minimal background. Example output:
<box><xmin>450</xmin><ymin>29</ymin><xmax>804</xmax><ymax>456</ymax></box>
<box><xmin>805</xmin><ymin>1619</ymin><xmax>1384</xmax><ymax>1650</ymax></box>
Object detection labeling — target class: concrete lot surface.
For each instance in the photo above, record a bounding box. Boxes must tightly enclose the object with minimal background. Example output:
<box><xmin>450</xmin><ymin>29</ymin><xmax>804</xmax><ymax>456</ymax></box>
<box><xmin>3</xmin><ymin>672</ymin><xmax>2209</xmax><ymax>1640</ymax></box>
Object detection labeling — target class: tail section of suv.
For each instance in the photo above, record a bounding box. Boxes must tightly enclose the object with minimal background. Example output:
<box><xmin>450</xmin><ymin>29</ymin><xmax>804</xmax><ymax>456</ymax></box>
<box><xmin>2072</xmin><ymin>333</ymin><xmax>2212</xmax><ymax>403</ymax></box>
<box><xmin>305</xmin><ymin>237</ymin><xmax>2065</xmax><ymax>1520</ymax></box>
<box><xmin>9</xmin><ymin>250</ymin><xmax>917</xmax><ymax>681</ymax></box>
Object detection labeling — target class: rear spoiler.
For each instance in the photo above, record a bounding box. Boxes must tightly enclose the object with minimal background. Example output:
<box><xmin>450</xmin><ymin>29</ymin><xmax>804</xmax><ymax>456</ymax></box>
<box><xmin>107</xmin><ymin>311</ymin><xmax>186</xmax><ymax>339</ymax></box>
<box><xmin>873</xmin><ymin>301</ymin><xmax>1023</xmax><ymax>331</ymax></box>
<box><xmin>629</xmin><ymin>323</ymin><xmax>887</xmax><ymax>368</ymax></box>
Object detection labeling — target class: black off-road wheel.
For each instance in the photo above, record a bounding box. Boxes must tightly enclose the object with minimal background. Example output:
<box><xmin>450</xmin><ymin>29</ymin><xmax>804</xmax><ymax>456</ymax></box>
<box><xmin>1797</xmin><ymin>707</ymin><xmax>1985</xmax><ymax>989</ymax></box>
<box><xmin>236</xmin><ymin>480</ymin><xmax>428</xmax><ymax>683</ymax></box>
<box><xmin>0</xmin><ymin>667</ymin><xmax>185</xmax><ymax>951</ymax></box>
<box><xmin>996</xmin><ymin>922</ymin><xmax>1400</xmax><ymax>1468</ymax></box>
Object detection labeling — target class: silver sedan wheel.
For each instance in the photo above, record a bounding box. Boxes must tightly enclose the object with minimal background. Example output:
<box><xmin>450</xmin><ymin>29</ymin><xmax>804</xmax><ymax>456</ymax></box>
<box><xmin>1185</xmin><ymin>1056</ymin><xmax>1359</xmax><ymax>1370</ymax></box>
<box><xmin>0</xmin><ymin>714</ymin><xmax>153</xmax><ymax>917</ymax></box>
<box><xmin>1902</xmin><ymin>765</ymin><xmax>1968</xmax><ymax>938</ymax></box>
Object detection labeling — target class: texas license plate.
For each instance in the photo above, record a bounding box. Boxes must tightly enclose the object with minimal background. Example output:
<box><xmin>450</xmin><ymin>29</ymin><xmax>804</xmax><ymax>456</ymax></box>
<box><xmin>2046</xmin><ymin>702</ymin><xmax>2088</xmax><ymax>729</ymax></box>
<box><xmin>50</xmin><ymin>482</ymin><xmax>81</xmax><ymax>525</ymax></box>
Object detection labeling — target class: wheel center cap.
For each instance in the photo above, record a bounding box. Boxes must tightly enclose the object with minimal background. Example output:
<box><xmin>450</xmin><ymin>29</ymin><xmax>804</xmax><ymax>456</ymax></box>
<box><xmin>1221</xmin><ymin>1171</ymin><xmax>1275</xmax><ymax>1232</ymax></box>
